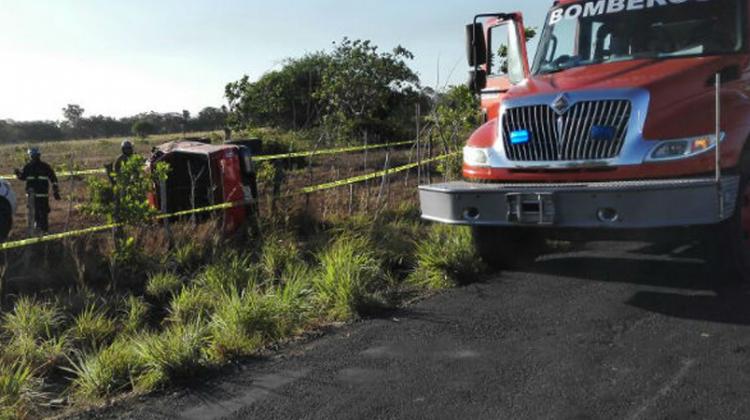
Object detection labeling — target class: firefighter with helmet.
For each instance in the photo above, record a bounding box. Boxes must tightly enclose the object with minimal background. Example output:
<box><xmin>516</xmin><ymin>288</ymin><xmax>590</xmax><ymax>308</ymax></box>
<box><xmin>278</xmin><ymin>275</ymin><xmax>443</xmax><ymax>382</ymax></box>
<box><xmin>14</xmin><ymin>147</ymin><xmax>60</xmax><ymax>233</ymax></box>
<box><xmin>114</xmin><ymin>139</ymin><xmax>135</xmax><ymax>175</ymax></box>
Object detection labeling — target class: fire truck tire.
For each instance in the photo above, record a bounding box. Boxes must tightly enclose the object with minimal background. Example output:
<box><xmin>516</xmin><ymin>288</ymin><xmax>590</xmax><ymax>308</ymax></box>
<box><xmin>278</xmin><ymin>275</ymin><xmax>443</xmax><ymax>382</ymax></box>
<box><xmin>705</xmin><ymin>170</ymin><xmax>750</xmax><ymax>293</ymax></box>
<box><xmin>0</xmin><ymin>198</ymin><xmax>11</xmax><ymax>242</ymax></box>
<box><xmin>471</xmin><ymin>227</ymin><xmax>546</xmax><ymax>270</ymax></box>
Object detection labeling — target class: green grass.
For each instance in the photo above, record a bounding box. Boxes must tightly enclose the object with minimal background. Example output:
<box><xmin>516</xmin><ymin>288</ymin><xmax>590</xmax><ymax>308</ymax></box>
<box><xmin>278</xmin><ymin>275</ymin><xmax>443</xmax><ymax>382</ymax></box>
<box><xmin>0</xmin><ymin>362</ymin><xmax>42</xmax><ymax>420</ymax></box>
<box><xmin>132</xmin><ymin>322</ymin><xmax>209</xmax><ymax>390</ymax></box>
<box><xmin>408</xmin><ymin>225</ymin><xmax>486</xmax><ymax>289</ymax></box>
<box><xmin>145</xmin><ymin>272</ymin><xmax>184</xmax><ymax>300</ymax></box>
<box><xmin>0</xmin><ymin>204</ymin><xmax>489</xmax><ymax>415</ymax></box>
<box><xmin>313</xmin><ymin>235</ymin><xmax>382</xmax><ymax>321</ymax></box>
<box><xmin>2</xmin><ymin>297</ymin><xmax>65</xmax><ymax>341</ymax></box>
<box><xmin>120</xmin><ymin>295</ymin><xmax>150</xmax><ymax>334</ymax></box>
<box><xmin>167</xmin><ymin>286</ymin><xmax>216</xmax><ymax>325</ymax></box>
<box><xmin>68</xmin><ymin>304</ymin><xmax>117</xmax><ymax>350</ymax></box>
<box><xmin>66</xmin><ymin>339</ymin><xmax>142</xmax><ymax>400</ymax></box>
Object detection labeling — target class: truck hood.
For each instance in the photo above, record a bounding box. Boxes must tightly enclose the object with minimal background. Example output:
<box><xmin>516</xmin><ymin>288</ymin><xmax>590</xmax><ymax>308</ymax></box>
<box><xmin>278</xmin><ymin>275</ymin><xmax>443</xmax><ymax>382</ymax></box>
<box><xmin>504</xmin><ymin>56</ymin><xmax>745</xmax><ymax>138</ymax></box>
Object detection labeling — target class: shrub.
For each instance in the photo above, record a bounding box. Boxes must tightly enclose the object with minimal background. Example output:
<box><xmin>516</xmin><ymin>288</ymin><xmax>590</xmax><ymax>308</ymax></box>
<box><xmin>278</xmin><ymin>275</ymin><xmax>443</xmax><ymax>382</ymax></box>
<box><xmin>0</xmin><ymin>362</ymin><xmax>42</xmax><ymax>420</ymax></box>
<box><xmin>408</xmin><ymin>225</ymin><xmax>485</xmax><ymax>289</ymax></box>
<box><xmin>132</xmin><ymin>322</ymin><xmax>209</xmax><ymax>390</ymax></box>
<box><xmin>146</xmin><ymin>272</ymin><xmax>184</xmax><ymax>300</ymax></box>
<box><xmin>313</xmin><ymin>235</ymin><xmax>381</xmax><ymax>321</ymax></box>
<box><xmin>2</xmin><ymin>297</ymin><xmax>65</xmax><ymax>341</ymax></box>
<box><xmin>66</xmin><ymin>339</ymin><xmax>142</xmax><ymax>400</ymax></box>
<box><xmin>167</xmin><ymin>286</ymin><xmax>216</xmax><ymax>325</ymax></box>
<box><xmin>69</xmin><ymin>304</ymin><xmax>117</xmax><ymax>350</ymax></box>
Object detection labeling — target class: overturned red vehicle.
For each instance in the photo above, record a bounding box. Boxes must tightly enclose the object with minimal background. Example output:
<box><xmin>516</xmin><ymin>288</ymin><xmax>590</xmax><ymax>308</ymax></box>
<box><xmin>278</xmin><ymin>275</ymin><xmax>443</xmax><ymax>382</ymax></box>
<box><xmin>419</xmin><ymin>0</ymin><xmax>750</xmax><ymax>288</ymax></box>
<box><xmin>147</xmin><ymin>140</ymin><xmax>258</xmax><ymax>233</ymax></box>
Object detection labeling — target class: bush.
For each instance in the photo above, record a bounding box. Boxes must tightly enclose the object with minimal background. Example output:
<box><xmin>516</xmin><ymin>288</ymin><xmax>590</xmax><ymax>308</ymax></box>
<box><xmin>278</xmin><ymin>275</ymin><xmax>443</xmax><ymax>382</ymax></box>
<box><xmin>408</xmin><ymin>225</ymin><xmax>485</xmax><ymax>289</ymax></box>
<box><xmin>313</xmin><ymin>235</ymin><xmax>381</xmax><ymax>320</ymax></box>
<box><xmin>146</xmin><ymin>272</ymin><xmax>184</xmax><ymax>300</ymax></box>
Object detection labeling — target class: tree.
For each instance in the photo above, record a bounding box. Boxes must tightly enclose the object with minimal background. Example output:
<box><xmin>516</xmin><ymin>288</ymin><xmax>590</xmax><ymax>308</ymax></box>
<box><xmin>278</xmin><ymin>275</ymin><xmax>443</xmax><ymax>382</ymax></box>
<box><xmin>62</xmin><ymin>104</ymin><xmax>85</xmax><ymax>128</ymax></box>
<box><xmin>195</xmin><ymin>107</ymin><xmax>228</xmax><ymax>131</ymax></box>
<box><xmin>132</xmin><ymin>120</ymin><xmax>157</xmax><ymax>138</ymax></box>
<box><xmin>316</xmin><ymin>38</ymin><xmax>420</xmax><ymax>140</ymax></box>
<box><xmin>224</xmin><ymin>52</ymin><xmax>331</xmax><ymax>131</ymax></box>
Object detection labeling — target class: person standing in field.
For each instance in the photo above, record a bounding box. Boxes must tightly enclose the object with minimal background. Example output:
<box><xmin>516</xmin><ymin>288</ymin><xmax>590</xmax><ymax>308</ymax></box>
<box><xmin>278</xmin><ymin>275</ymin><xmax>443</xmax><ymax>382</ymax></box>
<box><xmin>112</xmin><ymin>139</ymin><xmax>136</xmax><ymax>176</ymax></box>
<box><xmin>107</xmin><ymin>139</ymin><xmax>138</xmax><ymax>241</ymax></box>
<box><xmin>14</xmin><ymin>147</ymin><xmax>60</xmax><ymax>233</ymax></box>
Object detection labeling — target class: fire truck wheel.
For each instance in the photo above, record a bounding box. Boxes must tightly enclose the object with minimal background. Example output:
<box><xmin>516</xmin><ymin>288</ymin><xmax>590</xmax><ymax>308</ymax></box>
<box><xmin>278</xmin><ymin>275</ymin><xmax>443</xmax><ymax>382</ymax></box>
<box><xmin>0</xmin><ymin>198</ymin><xmax>11</xmax><ymax>242</ymax></box>
<box><xmin>471</xmin><ymin>227</ymin><xmax>546</xmax><ymax>270</ymax></box>
<box><xmin>705</xmin><ymin>171</ymin><xmax>750</xmax><ymax>293</ymax></box>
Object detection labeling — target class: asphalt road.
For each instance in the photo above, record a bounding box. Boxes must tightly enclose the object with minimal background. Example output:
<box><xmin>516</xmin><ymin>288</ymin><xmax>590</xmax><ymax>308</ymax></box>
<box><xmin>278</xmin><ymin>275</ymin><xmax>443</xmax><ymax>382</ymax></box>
<box><xmin>77</xmin><ymin>241</ymin><xmax>750</xmax><ymax>420</ymax></box>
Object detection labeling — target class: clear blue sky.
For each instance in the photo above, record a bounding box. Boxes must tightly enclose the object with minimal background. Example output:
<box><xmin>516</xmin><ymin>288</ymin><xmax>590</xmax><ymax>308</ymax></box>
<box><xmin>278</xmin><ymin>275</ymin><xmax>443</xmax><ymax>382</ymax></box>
<box><xmin>0</xmin><ymin>0</ymin><xmax>548</xmax><ymax>121</ymax></box>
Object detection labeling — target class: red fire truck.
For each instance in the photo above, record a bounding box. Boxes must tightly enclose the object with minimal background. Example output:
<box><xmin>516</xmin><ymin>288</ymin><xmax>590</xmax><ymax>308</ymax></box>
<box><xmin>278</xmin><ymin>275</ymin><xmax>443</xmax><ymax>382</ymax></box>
<box><xmin>419</xmin><ymin>0</ymin><xmax>750</xmax><ymax>288</ymax></box>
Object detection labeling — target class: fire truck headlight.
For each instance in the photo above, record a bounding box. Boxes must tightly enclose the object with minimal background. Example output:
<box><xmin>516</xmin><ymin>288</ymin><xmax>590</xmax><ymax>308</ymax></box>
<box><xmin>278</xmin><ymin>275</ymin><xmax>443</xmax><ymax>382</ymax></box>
<box><xmin>463</xmin><ymin>146</ymin><xmax>490</xmax><ymax>167</ymax></box>
<box><xmin>646</xmin><ymin>133</ymin><xmax>724</xmax><ymax>162</ymax></box>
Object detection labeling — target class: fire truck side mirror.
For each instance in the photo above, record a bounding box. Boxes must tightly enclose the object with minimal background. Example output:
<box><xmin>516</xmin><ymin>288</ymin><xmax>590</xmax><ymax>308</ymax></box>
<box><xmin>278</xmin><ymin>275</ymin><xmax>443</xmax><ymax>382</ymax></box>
<box><xmin>466</xmin><ymin>23</ymin><xmax>487</xmax><ymax>67</ymax></box>
<box><xmin>468</xmin><ymin>69</ymin><xmax>487</xmax><ymax>93</ymax></box>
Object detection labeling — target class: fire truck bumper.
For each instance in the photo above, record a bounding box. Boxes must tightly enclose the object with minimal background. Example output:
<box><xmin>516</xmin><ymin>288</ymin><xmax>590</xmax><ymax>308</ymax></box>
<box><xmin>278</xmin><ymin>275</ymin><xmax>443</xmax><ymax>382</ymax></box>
<box><xmin>418</xmin><ymin>177</ymin><xmax>740</xmax><ymax>229</ymax></box>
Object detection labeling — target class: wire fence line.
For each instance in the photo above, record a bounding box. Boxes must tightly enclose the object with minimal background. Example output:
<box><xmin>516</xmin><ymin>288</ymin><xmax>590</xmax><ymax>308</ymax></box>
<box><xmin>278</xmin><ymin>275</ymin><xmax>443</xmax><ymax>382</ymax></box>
<box><xmin>0</xmin><ymin>152</ymin><xmax>457</xmax><ymax>252</ymax></box>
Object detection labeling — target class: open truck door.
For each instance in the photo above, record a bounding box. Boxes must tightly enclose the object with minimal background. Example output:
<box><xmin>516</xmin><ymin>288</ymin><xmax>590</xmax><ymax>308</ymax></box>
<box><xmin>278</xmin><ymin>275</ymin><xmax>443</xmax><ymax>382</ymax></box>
<box><xmin>467</xmin><ymin>13</ymin><xmax>530</xmax><ymax>121</ymax></box>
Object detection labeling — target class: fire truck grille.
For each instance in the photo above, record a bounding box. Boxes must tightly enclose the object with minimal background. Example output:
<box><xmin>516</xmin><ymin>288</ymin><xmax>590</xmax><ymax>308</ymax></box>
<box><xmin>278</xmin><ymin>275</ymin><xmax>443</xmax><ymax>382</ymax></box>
<box><xmin>501</xmin><ymin>100</ymin><xmax>631</xmax><ymax>162</ymax></box>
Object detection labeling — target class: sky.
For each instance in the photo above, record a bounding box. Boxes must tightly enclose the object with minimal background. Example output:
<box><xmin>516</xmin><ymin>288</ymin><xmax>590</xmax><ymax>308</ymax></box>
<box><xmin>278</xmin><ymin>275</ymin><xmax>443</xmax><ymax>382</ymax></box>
<box><xmin>0</xmin><ymin>0</ymin><xmax>549</xmax><ymax>121</ymax></box>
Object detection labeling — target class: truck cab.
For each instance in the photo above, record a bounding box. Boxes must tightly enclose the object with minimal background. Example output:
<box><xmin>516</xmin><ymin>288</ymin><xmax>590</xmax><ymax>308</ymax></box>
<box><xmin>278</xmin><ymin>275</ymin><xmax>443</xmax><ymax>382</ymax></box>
<box><xmin>419</xmin><ymin>0</ymin><xmax>750</xmax><ymax>288</ymax></box>
<box><xmin>147</xmin><ymin>140</ymin><xmax>258</xmax><ymax>233</ymax></box>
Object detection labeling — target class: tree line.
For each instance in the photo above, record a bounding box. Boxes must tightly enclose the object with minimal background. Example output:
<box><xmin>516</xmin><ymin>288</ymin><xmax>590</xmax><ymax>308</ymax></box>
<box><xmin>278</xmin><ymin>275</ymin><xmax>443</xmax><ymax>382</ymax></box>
<box><xmin>0</xmin><ymin>106</ymin><xmax>229</xmax><ymax>144</ymax></box>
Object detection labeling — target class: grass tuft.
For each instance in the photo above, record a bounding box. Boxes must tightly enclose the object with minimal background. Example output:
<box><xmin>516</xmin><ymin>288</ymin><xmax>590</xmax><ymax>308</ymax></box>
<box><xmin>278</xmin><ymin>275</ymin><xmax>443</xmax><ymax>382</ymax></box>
<box><xmin>408</xmin><ymin>225</ymin><xmax>485</xmax><ymax>289</ymax></box>
<box><xmin>66</xmin><ymin>339</ymin><xmax>141</xmax><ymax>400</ymax></box>
<box><xmin>132</xmin><ymin>322</ymin><xmax>209</xmax><ymax>390</ymax></box>
<box><xmin>0</xmin><ymin>362</ymin><xmax>43</xmax><ymax>420</ymax></box>
<box><xmin>313</xmin><ymin>235</ymin><xmax>381</xmax><ymax>321</ymax></box>
<box><xmin>167</xmin><ymin>286</ymin><xmax>216</xmax><ymax>325</ymax></box>
<box><xmin>69</xmin><ymin>304</ymin><xmax>117</xmax><ymax>350</ymax></box>
<box><xmin>145</xmin><ymin>272</ymin><xmax>184</xmax><ymax>300</ymax></box>
<box><xmin>120</xmin><ymin>295</ymin><xmax>150</xmax><ymax>334</ymax></box>
<box><xmin>3</xmin><ymin>297</ymin><xmax>65</xmax><ymax>341</ymax></box>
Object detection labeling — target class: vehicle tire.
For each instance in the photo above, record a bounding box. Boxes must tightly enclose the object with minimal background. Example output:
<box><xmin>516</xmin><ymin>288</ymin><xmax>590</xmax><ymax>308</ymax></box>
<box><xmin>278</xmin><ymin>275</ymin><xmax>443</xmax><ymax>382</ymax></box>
<box><xmin>0</xmin><ymin>198</ymin><xmax>11</xmax><ymax>243</ymax></box>
<box><xmin>704</xmin><ymin>170</ymin><xmax>750</xmax><ymax>293</ymax></box>
<box><xmin>472</xmin><ymin>226</ymin><xmax>547</xmax><ymax>270</ymax></box>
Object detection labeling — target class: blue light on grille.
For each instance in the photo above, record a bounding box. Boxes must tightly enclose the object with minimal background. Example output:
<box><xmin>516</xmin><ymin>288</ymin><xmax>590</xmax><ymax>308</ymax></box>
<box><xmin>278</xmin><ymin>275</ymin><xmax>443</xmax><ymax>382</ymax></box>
<box><xmin>591</xmin><ymin>125</ymin><xmax>615</xmax><ymax>141</ymax></box>
<box><xmin>510</xmin><ymin>129</ymin><xmax>530</xmax><ymax>144</ymax></box>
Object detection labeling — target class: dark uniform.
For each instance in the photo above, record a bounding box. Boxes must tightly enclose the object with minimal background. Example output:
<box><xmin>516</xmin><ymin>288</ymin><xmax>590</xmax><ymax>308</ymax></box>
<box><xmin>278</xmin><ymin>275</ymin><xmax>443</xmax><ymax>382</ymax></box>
<box><xmin>16</xmin><ymin>159</ymin><xmax>59</xmax><ymax>232</ymax></box>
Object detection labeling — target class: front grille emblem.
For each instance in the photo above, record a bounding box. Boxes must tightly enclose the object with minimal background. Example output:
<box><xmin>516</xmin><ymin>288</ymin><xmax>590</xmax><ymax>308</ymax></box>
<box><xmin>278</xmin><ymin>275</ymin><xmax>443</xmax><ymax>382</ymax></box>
<box><xmin>552</xmin><ymin>93</ymin><xmax>571</xmax><ymax>115</ymax></box>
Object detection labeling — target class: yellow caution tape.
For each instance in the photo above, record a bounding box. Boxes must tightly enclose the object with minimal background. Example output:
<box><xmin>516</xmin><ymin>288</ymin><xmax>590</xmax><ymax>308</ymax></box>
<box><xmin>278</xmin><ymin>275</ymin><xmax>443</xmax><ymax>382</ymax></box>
<box><xmin>0</xmin><ymin>168</ymin><xmax>106</xmax><ymax>181</ymax></box>
<box><xmin>0</xmin><ymin>141</ymin><xmax>415</xmax><ymax>180</ymax></box>
<box><xmin>0</xmin><ymin>152</ymin><xmax>457</xmax><ymax>252</ymax></box>
<box><xmin>253</xmin><ymin>140</ymin><xmax>415</xmax><ymax>162</ymax></box>
<box><xmin>296</xmin><ymin>152</ymin><xmax>459</xmax><ymax>194</ymax></box>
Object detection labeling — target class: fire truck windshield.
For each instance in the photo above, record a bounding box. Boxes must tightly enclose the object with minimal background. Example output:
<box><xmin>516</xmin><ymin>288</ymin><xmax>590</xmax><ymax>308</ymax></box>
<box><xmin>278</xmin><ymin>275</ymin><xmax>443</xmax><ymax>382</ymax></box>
<box><xmin>533</xmin><ymin>0</ymin><xmax>744</xmax><ymax>75</ymax></box>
